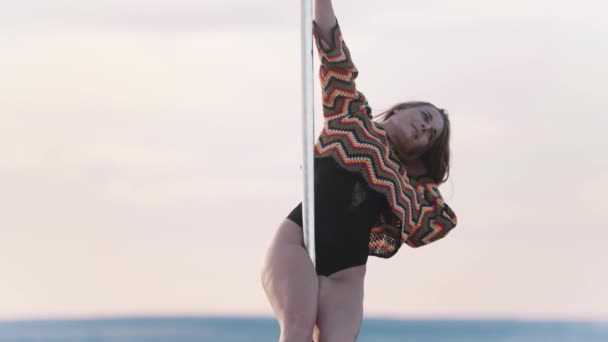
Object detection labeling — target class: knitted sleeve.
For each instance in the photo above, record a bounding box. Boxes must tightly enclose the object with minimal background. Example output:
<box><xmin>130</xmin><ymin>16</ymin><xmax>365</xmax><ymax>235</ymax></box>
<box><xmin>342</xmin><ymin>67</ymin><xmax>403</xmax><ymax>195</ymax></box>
<box><xmin>312</xmin><ymin>20</ymin><xmax>372</xmax><ymax>121</ymax></box>
<box><xmin>404</xmin><ymin>175</ymin><xmax>458</xmax><ymax>248</ymax></box>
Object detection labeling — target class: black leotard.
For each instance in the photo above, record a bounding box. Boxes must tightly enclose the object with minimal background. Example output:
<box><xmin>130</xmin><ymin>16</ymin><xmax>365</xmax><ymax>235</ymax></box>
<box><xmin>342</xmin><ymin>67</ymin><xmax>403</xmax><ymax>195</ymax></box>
<box><xmin>286</xmin><ymin>156</ymin><xmax>389</xmax><ymax>277</ymax></box>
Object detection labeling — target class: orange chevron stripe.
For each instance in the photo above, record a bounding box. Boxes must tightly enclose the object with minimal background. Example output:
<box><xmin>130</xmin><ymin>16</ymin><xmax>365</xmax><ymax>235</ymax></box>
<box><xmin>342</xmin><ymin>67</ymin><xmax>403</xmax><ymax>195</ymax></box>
<box><xmin>312</xmin><ymin>19</ymin><xmax>457</xmax><ymax>254</ymax></box>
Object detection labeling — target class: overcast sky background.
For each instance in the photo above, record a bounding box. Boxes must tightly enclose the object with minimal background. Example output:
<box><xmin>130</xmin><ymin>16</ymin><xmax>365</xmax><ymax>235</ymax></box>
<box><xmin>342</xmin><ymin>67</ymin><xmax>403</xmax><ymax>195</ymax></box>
<box><xmin>1</xmin><ymin>0</ymin><xmax>607</xmax><ymax>321</ymax></box>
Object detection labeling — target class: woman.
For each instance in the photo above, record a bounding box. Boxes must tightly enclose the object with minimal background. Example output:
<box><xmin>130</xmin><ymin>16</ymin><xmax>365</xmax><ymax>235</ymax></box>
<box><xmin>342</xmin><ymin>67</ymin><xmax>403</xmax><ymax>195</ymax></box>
<box><xmin>261</xmin><ymin>1</ymin><xmax>458</xmax><ymax>341</ymax></box>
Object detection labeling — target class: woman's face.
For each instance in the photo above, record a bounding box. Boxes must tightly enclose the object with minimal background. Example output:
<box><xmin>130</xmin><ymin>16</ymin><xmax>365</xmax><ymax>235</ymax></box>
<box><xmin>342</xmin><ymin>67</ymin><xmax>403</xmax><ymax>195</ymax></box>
<box><xmin>382</xmin><ymin>105</ymin><xmax>445</xmax><ymax>161</ymax></box>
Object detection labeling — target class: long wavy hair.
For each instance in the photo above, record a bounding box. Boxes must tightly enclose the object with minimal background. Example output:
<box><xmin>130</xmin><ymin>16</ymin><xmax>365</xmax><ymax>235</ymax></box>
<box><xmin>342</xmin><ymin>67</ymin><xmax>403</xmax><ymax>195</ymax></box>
<box><xmin>372</xmin><ymin>101</ymin><xmax>451</xmax><ymax>184</ymax></box>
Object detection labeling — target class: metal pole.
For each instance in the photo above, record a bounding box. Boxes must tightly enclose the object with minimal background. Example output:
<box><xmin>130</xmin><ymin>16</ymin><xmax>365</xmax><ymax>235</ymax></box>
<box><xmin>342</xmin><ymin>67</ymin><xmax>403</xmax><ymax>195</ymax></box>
<box><xmin>300</xmin><ymin>0</ymin><xmax>316</xmax><ymax>266</ymax></box>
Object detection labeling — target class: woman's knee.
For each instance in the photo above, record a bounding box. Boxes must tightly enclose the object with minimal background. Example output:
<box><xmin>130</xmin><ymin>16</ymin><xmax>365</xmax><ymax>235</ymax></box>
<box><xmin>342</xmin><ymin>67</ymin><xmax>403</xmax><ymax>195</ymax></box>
<box><xmin>316</xmin><ymin>329</ymin><xmax>360</xmax><ymax>342</ymax></box>
<box><xmin>278</xmin><ymin>309</ymin><xmax>317</xmax><ymax>341</ymax></box>
<box><xmin>315</xmin><ymin>311</ymin><xmax>362</xmax><ymax>341</ymax></box>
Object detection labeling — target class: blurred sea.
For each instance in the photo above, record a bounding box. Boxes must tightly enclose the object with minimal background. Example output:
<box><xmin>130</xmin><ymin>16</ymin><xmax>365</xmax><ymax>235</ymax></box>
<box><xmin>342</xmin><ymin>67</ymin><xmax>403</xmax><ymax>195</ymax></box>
<box><xmin>1</xmin><ymin>316</ymin><xmax>608</xmax><ymax>342</ymax></box>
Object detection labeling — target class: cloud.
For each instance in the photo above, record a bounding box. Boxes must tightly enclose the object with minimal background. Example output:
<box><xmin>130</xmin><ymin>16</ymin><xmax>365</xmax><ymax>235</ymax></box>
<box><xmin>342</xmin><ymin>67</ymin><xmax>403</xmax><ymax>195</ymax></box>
<box><xmin>0</xmin><ymin>0</ymin><xmax>298</xmax><ymax>31</ymax></box>
<box><xmin>1</xmin><ymin>0</ymin><xmax>605</xmax><ymax>34</ymax></box>
<box><xmin>1</xmin><ymin>1</ymin><xmax>607</xmax><ymax>319</ymax></box>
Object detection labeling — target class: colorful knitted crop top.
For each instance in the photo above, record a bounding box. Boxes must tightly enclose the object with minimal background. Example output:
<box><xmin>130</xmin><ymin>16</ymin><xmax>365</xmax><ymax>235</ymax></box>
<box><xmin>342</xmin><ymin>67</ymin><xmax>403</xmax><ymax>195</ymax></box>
<box><xmin>311</xmin><ymin>19</ymin><xmax>458</xmax><ymax>257</ymax></box>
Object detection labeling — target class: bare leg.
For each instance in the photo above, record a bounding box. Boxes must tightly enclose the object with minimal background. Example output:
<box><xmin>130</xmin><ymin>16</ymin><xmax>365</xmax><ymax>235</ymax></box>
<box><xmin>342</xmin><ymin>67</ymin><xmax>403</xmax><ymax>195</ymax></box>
<box><xmin>261</xmin><ymin>218</ymin><xmax>319</xmax><ymax>342</ymax></box>
<box><xmin>315</xmin><ymin>265</ymin><xmax>366</xmax><ymax>342</ymax></box>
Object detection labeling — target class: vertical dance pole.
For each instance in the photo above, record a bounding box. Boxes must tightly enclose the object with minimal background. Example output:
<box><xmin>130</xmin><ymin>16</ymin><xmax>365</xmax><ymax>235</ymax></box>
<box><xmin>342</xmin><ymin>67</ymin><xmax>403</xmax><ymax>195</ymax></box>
<box><xmin>300</xmin><ymin>0</ymin><xmax>316</xmax><ymax>266</ymax></box>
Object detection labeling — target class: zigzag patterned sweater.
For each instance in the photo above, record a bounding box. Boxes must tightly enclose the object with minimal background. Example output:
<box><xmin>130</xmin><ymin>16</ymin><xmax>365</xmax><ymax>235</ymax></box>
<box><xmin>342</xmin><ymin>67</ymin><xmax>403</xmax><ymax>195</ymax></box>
<box><xmin>312</xmin><ymin>19</ymin><xmax>458</xmax><ymax>257</ymax></box>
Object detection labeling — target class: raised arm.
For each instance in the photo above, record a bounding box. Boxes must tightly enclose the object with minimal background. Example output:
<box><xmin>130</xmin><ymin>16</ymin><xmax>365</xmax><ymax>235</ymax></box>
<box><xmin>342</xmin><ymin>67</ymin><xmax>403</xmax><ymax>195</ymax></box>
<box><xmin>314</xmin><ymin>0</ymin><xmax>338</xmax><ymax>42</ymax></box>
<box><xmin>312</xmin><ymin>0</ymin><xmax>372</xmax><ymax>121</ymax></box>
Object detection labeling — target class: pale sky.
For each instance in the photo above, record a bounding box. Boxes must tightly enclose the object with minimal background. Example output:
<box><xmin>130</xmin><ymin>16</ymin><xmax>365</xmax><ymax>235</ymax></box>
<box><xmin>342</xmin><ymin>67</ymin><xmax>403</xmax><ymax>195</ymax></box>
<box><xmin>1</xmin><ymin>0</ymin><xmax>607</xmax><ymax>322</ymax></box>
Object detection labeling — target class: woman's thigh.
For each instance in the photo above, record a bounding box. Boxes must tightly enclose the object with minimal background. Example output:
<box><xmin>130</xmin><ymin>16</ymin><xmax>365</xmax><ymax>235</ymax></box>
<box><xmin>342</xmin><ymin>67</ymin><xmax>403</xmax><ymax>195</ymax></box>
<box><xmin>315</xmin><ymin>264</ymin><xmax>366</xmax><ymax>342</ymax></box>
<box><xmin>261</xmin><ymin>219</ymin><xmax>319</xmax><ymax>339</ymax></box>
